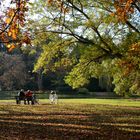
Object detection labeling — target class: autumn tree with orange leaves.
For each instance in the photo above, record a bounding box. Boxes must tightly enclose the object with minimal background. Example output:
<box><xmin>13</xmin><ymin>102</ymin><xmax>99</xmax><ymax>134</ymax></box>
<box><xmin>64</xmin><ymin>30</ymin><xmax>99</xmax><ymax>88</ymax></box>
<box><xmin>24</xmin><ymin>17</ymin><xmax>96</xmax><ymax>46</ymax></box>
<box><xmin>0</xmin><ymin>0</ymin><xmax>30</xmax><ymax>52</ymax></box>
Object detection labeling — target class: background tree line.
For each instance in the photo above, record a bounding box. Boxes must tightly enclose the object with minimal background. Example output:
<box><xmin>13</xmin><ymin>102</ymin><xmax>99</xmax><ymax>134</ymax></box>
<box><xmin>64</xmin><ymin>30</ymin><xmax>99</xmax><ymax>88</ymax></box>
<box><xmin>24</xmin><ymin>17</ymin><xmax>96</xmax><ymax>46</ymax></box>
<box><xmin>0</xmin><ymin>0</ymin><xmax>140</xmax><ymax>96</ymax></box>
<box><xmin>0</xmin><ymin>43</ymin><xmax>109</xmax><ymax>92</ymax></box>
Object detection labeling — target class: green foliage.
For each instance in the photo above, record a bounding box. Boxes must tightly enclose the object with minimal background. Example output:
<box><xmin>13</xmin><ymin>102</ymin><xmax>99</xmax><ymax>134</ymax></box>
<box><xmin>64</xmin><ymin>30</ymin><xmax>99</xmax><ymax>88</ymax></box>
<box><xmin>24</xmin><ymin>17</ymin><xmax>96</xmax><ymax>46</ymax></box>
<box><xmin>33</xmin><ymin>37</ymin><xmax>75</xmax><ymax>73</ymax></box>
<box><xmin>77</xmin><ymin>88</ymin><xmax>89</xmax><ymax>94</ymax></box>
<box><xmin>28</xmin><ymin>0</ymin><xmax>140</xmax><ymax>96</ymax></box>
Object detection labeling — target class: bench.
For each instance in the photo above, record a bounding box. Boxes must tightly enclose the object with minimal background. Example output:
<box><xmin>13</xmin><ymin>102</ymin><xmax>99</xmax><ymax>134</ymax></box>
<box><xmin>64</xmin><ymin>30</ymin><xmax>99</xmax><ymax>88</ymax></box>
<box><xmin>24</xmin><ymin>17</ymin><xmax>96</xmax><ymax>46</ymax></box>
<box><xmin>15</xmin><ymin>95</ymin><xmax>38</xmax><ymax>105</ymax></box>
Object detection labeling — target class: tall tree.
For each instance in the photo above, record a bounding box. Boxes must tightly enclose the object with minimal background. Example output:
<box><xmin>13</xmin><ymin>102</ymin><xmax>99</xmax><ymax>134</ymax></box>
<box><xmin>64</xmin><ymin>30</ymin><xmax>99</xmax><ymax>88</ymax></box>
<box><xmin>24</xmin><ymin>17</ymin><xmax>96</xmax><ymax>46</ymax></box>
<box><xmin>0</xmin><ymin>52</ymin><xmax>28</xmax><ymax>90</ymax></box>
<box><xmin>1</xmin><ymin>0</ymin><xmax>139</xmax><ymax>95</ymax></box>
<box><xmin>28</xmin><ymin>0</ymin><xmax>140</xmax><ymax>96</ymax></box>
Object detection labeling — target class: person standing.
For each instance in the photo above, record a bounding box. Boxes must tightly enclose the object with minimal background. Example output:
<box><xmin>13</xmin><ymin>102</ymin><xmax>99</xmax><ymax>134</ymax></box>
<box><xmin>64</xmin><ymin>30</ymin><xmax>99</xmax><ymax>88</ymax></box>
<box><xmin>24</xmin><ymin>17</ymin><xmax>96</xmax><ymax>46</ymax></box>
<box><xmin>49</xmin><ymin>91</ymin><xmax>54</xmax><ymax>104</ymax></box>
<box><xmin>49</xmin><ymin>90</ymin><xmax>58</xmax><ymax>104</ymax></box>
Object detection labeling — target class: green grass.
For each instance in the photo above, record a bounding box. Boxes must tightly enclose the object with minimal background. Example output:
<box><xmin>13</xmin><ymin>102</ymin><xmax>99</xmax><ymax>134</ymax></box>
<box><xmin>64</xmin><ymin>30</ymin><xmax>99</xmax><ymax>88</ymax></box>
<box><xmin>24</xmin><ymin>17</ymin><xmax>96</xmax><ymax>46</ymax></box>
<box><xmin>0</xmin><ymin>99</ymin><xmax>139</xmax><ymax>139</ymax></box>
<box><xmin>0</xmin><ymin>98</ymin><xmax>140</xmax><ymax>107</ymax></box>
<box><xmin>39</xmin><ymin>98</ymin><xmax>140</xmax><ymax>107</ymax></box>
<box><xmin>0</xmin><ymin>99</ymin><xmax>140</xmax><ymax>140</ymax></box>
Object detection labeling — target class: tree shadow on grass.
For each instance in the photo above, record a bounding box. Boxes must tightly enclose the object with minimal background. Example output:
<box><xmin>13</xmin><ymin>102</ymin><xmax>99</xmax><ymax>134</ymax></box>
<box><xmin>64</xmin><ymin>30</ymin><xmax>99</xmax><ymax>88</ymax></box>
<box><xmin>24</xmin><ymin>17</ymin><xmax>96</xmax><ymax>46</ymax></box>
<box><xmin>0</xmin><ymin>105</ymin><xmax>139</xmax><ymax>140</ymax></box>
<box><xmin>0</xmin><ymin>113</ymin><xmax>103</xmax><ymax>140</ymax></box>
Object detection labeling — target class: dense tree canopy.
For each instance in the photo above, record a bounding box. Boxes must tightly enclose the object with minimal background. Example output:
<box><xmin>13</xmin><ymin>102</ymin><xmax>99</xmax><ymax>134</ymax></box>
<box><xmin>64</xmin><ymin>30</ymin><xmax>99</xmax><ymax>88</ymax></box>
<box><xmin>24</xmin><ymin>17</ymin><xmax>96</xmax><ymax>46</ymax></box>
<box><xmin>0</xmin><ymin>0</ymin><xmax>140</xmax><ymax>95</ymax></box>
<box><xmin>0</xmin><ymin>52</ymin><xmax>27</xmax><ymax>90</ymax></box>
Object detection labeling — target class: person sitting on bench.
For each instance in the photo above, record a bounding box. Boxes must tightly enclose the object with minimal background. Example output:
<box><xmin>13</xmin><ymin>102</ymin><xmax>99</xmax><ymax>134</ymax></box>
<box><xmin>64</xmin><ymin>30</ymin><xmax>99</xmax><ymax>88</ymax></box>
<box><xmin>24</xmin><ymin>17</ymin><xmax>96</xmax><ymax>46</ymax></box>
<box><xmin>17</xmin><ymin>89</ymin><xmax>26</xmax><ymax>104</ymax></box>
<box><xmin>25</xmin><ymin>90</ymin><xmax>34</xmax><ymax>105</ymax></box>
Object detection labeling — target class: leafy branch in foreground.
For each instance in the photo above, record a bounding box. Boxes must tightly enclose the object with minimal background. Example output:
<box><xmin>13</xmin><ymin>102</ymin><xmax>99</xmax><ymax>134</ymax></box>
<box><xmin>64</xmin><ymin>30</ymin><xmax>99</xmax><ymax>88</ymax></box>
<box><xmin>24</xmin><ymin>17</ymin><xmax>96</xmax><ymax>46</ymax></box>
<box><xmin>29</xmin><ymin>0</ymin><xmax>140</xmax><ymax>95</ymax></box>
<box><xmin>0</xmin><ymin>0</ymin><xmax>30</xmax><ymax>52</ymax></box>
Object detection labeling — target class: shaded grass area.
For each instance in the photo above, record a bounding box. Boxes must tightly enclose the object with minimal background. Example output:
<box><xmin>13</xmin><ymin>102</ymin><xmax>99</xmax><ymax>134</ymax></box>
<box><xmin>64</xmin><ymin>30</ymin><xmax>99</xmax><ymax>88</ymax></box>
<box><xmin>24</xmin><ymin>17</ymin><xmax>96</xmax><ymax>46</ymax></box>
<box><xmin>0</xmin><ymin>99</ymin><xmax>139</xmax><ymax>140</ymax></box>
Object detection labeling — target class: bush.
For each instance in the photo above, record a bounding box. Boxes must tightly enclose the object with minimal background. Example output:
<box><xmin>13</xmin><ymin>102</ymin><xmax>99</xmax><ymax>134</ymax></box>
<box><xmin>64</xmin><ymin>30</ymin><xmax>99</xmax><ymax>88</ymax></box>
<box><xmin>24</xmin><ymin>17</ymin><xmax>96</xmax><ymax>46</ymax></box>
<box><xmin>77</xmin><ymin>88</ymin><xmax>89</xmax><ymax>94</ymax></box>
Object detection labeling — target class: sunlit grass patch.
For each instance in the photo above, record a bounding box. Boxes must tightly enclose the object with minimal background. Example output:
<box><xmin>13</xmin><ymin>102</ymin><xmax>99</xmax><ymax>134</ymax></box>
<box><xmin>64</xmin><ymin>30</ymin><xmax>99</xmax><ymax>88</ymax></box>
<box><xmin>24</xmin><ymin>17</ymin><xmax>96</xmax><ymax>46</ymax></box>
<box><xmin>114</xmin><ymin>116</ymin><xmax>140</xmax><ymax>122</ymax></box>
<box><xmin>101</xmin><ymin>122</ymin><xmax>140</xmax><ymax>128</ymax></box>
<box><xmin>118</xmin><ymin>127</ymin><xmax>140</xmax><ymax>133</ymax></box>
<box><xmin>0</xmin><ymin>111</ymin><xmax>9</xmax><ymax>114</ymax></box>
<box><xmin>0</xmin><ymin>98</ymin><xmax>140</xmax><ymax>107</ymax></box>
<box><xmin>60</xmin><ymin>99</ymin><xmax>140</xmax><ymax>106</ymax></box>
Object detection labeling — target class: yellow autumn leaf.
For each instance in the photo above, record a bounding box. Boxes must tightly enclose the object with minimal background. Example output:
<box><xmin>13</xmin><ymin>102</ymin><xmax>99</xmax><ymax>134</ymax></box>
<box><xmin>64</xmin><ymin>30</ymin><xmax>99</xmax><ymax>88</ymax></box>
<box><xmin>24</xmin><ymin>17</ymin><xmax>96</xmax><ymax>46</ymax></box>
<box><xmin>7</xmin><ymin>44</ymin><xmax>11</xmax><ymax>48</ymax></box>
<box><xmin>8</xmin><ymin>44</ymin><xmax>16</xmax><ymax>52</ymax></box>
<box><xmin>5</xmin><ymin>18</ymin><xmax>11</xmax><ymax>24</ymax></box>
<box><xmin>7</xmin><ymin>9</ymin><xmax>15</xmax><ymax>17</ymax></box>
<box><xmin>8</xmin><ymin>31</ymin><xmax>12</xmax><ymax>36</ymax></box>
<box><xmin>12</xmin><ymin>32</ymin><xmax>17</xmax><ymax>39</ymax></box>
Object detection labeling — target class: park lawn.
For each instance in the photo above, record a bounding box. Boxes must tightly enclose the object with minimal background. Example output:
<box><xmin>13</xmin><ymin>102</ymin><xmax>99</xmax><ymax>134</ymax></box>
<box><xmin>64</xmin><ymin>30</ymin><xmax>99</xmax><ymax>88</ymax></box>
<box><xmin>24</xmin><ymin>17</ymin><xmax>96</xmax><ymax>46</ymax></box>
<box><xmin>40</xmin><ymin>98</ymin><xmax>140</xmax><ymax>107</ymax></box>
<box><xmin>1</xmin><ymin>98</ymin><xmax>140</xmax><ymax>107</ymax></box>
<box><xmin>0</xmin><ymin>99</ymin><xmax>139</xmax><ymax>140</ymax></box>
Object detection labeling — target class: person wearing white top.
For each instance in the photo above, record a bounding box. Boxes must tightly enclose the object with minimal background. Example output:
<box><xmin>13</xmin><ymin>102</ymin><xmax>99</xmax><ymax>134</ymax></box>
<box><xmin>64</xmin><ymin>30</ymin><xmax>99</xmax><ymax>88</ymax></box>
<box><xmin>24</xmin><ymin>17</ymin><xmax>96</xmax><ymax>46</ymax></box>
<box><xmin>49</xmin><ymin>90</ymin><xmax>58</xmax><ymax>104</ymax></box>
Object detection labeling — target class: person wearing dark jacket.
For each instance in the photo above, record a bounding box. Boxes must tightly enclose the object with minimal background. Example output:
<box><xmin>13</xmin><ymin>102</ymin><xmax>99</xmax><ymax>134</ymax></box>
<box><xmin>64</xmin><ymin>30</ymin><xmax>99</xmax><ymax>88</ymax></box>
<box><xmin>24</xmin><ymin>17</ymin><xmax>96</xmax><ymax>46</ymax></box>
<box><xmin>17</xmin><ymin>89</ymin><xmax>26</xmax><ymax>104</ymax></box>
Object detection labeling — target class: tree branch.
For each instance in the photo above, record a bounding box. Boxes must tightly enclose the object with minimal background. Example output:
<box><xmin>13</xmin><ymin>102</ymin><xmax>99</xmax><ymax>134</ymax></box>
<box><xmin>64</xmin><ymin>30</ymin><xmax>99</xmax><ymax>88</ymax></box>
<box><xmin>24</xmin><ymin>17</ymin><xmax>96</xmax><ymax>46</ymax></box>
<box><xmin>65</xmin><ymin>0</ymin><xmax>112</xmax><ymax>51</ymax></box>
<box><xmin>126</xmin><ymin>20</ymin><xmax>140</xmax><ymax>33</ymax></box>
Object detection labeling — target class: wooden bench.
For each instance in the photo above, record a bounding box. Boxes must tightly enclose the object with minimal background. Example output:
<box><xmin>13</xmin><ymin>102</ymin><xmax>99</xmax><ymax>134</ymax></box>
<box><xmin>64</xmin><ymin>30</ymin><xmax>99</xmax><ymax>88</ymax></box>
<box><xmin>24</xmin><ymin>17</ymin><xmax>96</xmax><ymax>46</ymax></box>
<box><xmin>15</xmin><ymin>95</ymin><xmax>37</xmax><ymax>105</ymax></box>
